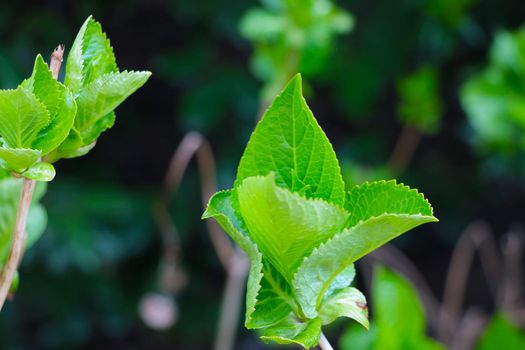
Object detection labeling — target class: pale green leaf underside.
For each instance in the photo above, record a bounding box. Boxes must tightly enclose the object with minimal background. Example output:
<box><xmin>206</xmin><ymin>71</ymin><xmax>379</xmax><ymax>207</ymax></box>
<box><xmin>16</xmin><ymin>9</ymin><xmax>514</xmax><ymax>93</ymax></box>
<box><xmin>319</xmin><ymin>287</ymin><xmax>368</xmax><ymax>328</ymax></box>
<box><xmin>235</xmin><ymin>74</ymin><xmax>345</xmax><ymax>207</ymax></box>
<box><xmin>0</xmin><ymin>87</ymin><xmax>49</xmax><ymax>149</ymax></box>
<box><xmin>0</xmin><ymin>147</ymin><xmax>41</xmax><ymax>173</ymax></box>
<box><xmin>203</xmin><ymin>190</ymin><xmax>264</xmax><ymax>327</ymax></box>
<box><xmin>203</xmin><ymin>189</ymin><xmax>298</xmax><ymax>330</ymax></box>
<box><xmin>237</xmin><ymin>174</ymin><xmax>348</xmax><ymax>283</ymax></box>
<box><xmin>22</xmin><ymin>162</ymin><xmax>56</xmax><ymax>182</ymax></box>
<box><xmin>294</xmin><ymin>213</ymin><xmax>437</xmax><ymax>318</ymax></box>
<box><xmin>22</xmin><ymin>55</ymin><xmax>77</xmax><ymax>155</ymax></box>
<box><xmin>260</xmin><ymin>316</ymin><xmax>322</xmax><ymax>349</ymax></box>
<box><xmin>74</xmin><ymin>71</ymin><xmax>151</xmax><ymax>134</ymax></box>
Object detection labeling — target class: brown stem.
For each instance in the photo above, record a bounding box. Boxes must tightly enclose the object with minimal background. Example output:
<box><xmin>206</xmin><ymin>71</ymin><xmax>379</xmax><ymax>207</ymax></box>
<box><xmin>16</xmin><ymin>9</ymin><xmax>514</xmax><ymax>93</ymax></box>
<box><xmin>388</xmin><ymin>125</ymin><xmax>422</xmax><ymax>175</ymax></box>
<box><xmin>0</xmin><ymin>179</ymin><xmax>36</xmax><ymax>309</ymax></box>
<box><xmin>50</xmin><ymin>44</ymin><xmax>65</xmax><ymax>80</ymax></box>
<box><xmin>319</xmin><ymin>332</ymin><xmax>334</xmax><ymax>350</ymax></box>
<box><xmin>438</xmin><ymin>221</ymin><xmax>502</xmax><ymax>344</ymax></box>
<box><xmin>213</xmin><ymin>248</ymin><xmax>249</xmax><ymax>350</ymax></box>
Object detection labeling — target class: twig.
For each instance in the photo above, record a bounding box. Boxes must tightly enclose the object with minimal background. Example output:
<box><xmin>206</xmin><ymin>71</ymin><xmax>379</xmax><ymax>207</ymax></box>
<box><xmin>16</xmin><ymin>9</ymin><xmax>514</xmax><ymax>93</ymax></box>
<box><xmin>0</xmin><ymin>45</ymin><xmax>64</xmax><ymax>310</ymax></box>
<box><xmin>319</xmin><ymin>332</ymin><xmax>334</xmax><ymax>350</ymax></box>
<box><xmin>388</xmin><ymin>125</ymin><xmax>422</xmax><ymax>175</ymax></box>
<box><xmin>438</xmin><ymin>221</ymin><xmax>502</xmax><ymax>344</ymax></box>
<box><xmin>0</xmin><ymin>179</ymin><xmax>36</xmax><ymax>309</ymax></box>
<box><xmin>214</xmin><ymin>247</ymin><xmax>249</xmax><ymax>350</ymax></box>
<box><xmin>153</xmin><ymin>131</ymin><xmax>249</xmax><ymax>350</ymax></box>
<box><xmin>50</xmin><ymin>44</ymin><xmax>65</xmax><ymax>80</ymax></box>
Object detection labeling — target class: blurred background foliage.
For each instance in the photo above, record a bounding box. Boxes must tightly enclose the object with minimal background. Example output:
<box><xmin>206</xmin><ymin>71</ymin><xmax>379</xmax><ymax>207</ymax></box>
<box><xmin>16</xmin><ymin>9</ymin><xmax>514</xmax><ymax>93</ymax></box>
<box><xmin>0</xmin><ymin>0</ymin><xmax>524</xmax><ymax>349</ymax></box>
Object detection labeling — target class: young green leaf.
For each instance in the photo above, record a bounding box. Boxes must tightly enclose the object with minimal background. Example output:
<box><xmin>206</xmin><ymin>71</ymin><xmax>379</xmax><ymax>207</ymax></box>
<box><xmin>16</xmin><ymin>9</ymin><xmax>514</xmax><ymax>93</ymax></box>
<box><xmin>294</xmin><ymin>180</ymin><xmax>436</xmax><ymax>318</ymax></box>
<box><xmin>260</xmin><ymin>315</ymin><xmax>322</xmax><ymax>348</ymax></box>
<box><xmin>21</xmin><ymin>162</ymin><xmax>56</xmax><ymax>182</ymax></box>
<box><xmin>73</xmin><ymin>71</ymin><xmax>151</xmax><ymax>138</ymax></box>
<box><xmin>22</xmin><ymin>55</ymin><xmax>77</xmax><ymax>155</ymax></box>
<box><xmin>57</xmin><ymin>16</ymin><xmax>151</xmax><ymax>160</ymax></box>
<box><xmin>235</xmin><ymin>74</ymin><xmax>345</xmax><ymax>207</ymax></box>
<box><xmin>318</xmin><ymin>287</ymin><xmax>368</xmax><ymax>328</ymax></box>
<box><xmin>0</xmin><ymin>87</ymin><xmax>49</xmax><ymax>149</ymax></box>
<box><xmin>65</xmin><ymin>15</ymin><xmax>117</xmax><ymax>93</ymax></box>
<box><xmin>236</xmin><ymin>174</ymin><xmax>348</xmax><ymax>282</ymax></box>
<box><xmin>0</xmin><ymin>147</ymin><xmax>41</xmax><ymax>173</ymax></box>
<box><xmin>202</xmin><ymin>190</ymin><xmax>265</xmax><ymax>327</ymax></box>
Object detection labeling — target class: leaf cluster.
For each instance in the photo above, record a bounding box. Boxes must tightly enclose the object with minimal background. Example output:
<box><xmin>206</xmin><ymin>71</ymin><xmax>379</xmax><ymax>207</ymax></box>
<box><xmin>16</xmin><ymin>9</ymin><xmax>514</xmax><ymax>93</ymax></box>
<box><xmin>0</xmin><ymin>16</ymin><xmax>151</xmax><ymax>181</ymax></box>
<box><xmin>204</xmin><ymin>74</ymin><xmax>437</xmax><ymax>348</ymax></box>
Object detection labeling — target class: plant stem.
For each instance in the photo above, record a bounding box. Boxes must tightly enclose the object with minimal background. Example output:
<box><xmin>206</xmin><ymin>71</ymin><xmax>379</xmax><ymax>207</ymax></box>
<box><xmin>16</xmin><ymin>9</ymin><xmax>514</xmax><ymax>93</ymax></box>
<box><xmin>0</xmin><ymin>179</ymin><xmax>36</xmax><ymax>309</ymax></box>
<box><xmin>0</xmin><ymin>45</ymin><xmax>64</xmax><ymax>310</ymax></box>
<box><xmin>319</xmin><ymin>332</ymin><xmax>334</xmax><ymax>350</ymax></box>
<box><xmin>387</xmin><ymin>125</ymin><xmax>422</xmax><ymax>175</ymax></box>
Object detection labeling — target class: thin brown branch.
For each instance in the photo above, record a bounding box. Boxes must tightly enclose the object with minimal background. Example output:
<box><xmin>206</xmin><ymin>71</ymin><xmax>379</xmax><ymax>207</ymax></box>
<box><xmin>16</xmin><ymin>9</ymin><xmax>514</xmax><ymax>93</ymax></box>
<box><xmin>0</xmin><ymin>179</ymin><xmax>36</xmax><ymax>309</ymax></box>
<box><xmin>155</xmin><ymin>132</ymin><xmax>234</xmax><ymax>271</ymax></box>
<box><xmin>438</xmin><ymin>221</ymin><xmax>502</xmax><ymax>344</ymax></box>
<box><xmin>388</xmin><ymin>125</ymin><xmax>422</xmax><ymax>175</ymax></box>
<box><xmin>214</xmin><ymin>247</ymin><xmax>250</xmax><ymax>350</ymax></box>
<box><xmin>153</xmin><ymin>131</ymin><xmax>249</xmax><ymax>350</ymax></box>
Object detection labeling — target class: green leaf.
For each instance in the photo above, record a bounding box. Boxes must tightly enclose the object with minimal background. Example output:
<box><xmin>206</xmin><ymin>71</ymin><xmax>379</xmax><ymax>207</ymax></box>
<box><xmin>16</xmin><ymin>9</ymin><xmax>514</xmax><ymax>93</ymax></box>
<box><xmin>319</xmin><ymin>287</ymin><xmax>368</xmax><ymax>328</ymax></box>
<box><xmin>203</xmin><ymin>189</ymin><xmax>298</xmax><ymax>329</ymax></box>
<box><xmin>249</xmin><ymin>260</ymin><xmax>295</xmax><ymax>328</ymax></box>
<box><xmin>202</xmin><ymin>190</ymin><xmax>264</xmax><ymax>327</ymax></box>
<box><xmin>341</xmin><ymin>324</ymin><xmax>376</xmax><ymax>350</ymax></box>
<box><xmin>22</xmin><ymin>55</ymin><xmax>77</xmax><ymax>155</ymax></box>
<box><xmin>476</xmin><ymin>313</ymin><xmax>525</xmax><ymax>350</ymax></box>
<box><xmin>345</xmin><ymin>180</ymin><xmax>435</xmax><ymax>227</ymax></box>
<box><xmin>0</xmin><ymin>147</ymin><xmax>41</xmax><ymax>173</ymax></box>
<box><xmin>236</xmin><ymin>174</ymin><xmax>348</xmax><ymax>283</ymax></box>
<box><xmin>65</xmin><ymin>16</ymin><xmax>117</xmax><ymax>93</ymax></box>
<box><xmin>235</xmin><ymin>74</ymin><xmax>345</xmax><ymax>207</ymax></box>
<box><xmin>0</xmin><ymin>87</ymin><xmax>50</xmax><ymax>149</ymax></box>
<box><xmin>294</xmin><ymin>180</ymin><xmax>436</xmax><ymax>318</ymax></box>
<box><xmin>81</xmin><ymin>111</ymin><xmax>115</xmax><ymax>146</ymax></box>
<box><xmin>260</xmin><ymin>315</ymin><xmax>322</xmax><ymax>349</ymax></box>
<box><xmin>22</xmin><ymin>162</ymin><xmax>56</xmax><ymax>182</ymax></box>
<box><xmin>74</xmin><ymin>71</ymin><xmax>151</xmax><ymax>136</ymax></box>
<box><xmin>81</xmin><ymin>17</ymin><xmax>118</xmax><ymax>86</ymax></box>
